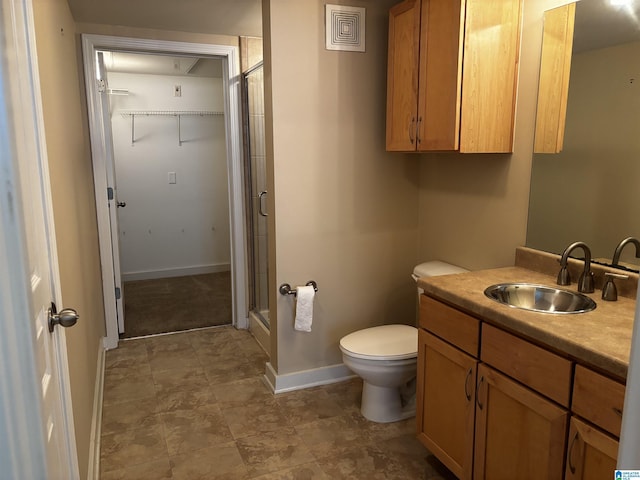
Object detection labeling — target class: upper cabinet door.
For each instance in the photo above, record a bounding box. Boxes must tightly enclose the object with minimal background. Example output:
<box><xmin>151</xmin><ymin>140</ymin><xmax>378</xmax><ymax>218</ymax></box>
<box><xmin>460</xmin><ymin>0</ymin><xmax>523</xmax><ymax>153</ymax></box>
<box><xmin>534</xmin><ymin>3</ymin><xmax>576</xmax><ymax>154</ymax></box>
<box><xmin>419</xmin><ymin>0</ymin><xmax>465</xmax><ymax>151</ymax></box>
<box><xmin>386</xmin><ymin>0</ymin><xmax>421</xmax><ymax>151</ymax></box>
<box><xmin>386</xmin><ymin>0</ymin><xmax>523</xmax><ymax>153</ymax></box>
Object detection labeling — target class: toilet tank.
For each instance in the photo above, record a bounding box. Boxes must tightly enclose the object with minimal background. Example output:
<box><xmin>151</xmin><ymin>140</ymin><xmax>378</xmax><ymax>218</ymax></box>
<box><xmin>412</xmin><ymin>261</ymin><xmax>469</xmax><ymax>295</ymax></box>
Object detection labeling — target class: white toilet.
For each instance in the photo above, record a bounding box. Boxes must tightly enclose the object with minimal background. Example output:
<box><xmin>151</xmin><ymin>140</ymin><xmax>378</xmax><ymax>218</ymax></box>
<box><xmin>339</xmin><ymin>261</ymin><xmax>468</xmax><ymax>423</ymax></box>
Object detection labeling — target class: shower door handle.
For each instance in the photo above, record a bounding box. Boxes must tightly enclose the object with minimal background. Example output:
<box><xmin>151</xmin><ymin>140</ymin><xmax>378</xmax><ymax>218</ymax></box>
<box><xmin>258</xmin><ymin>191</ymin><xmax>268</xmax><ymax>217</ymax></box>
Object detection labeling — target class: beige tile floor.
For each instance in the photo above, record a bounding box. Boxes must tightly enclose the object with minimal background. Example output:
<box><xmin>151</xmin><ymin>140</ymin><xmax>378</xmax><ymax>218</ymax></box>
<box><xmin>100</xmin><ymin>326</ymin><xmax>456</xmax><ymax>479</ymax></box>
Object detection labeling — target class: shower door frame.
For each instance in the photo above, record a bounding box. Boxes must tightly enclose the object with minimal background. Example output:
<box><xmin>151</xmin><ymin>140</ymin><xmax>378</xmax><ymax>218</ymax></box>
<box><xmin>242</xmin><ymin>62</ymin><xmax>270</xmax><ymax>328</ymax></box>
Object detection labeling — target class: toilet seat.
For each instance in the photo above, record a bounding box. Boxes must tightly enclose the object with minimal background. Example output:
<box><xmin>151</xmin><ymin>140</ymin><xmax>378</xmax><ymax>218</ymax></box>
<box><xmin>340</xmin><ymin>324</ymin><xmax>417</xmax><ymax>361</ymax></box>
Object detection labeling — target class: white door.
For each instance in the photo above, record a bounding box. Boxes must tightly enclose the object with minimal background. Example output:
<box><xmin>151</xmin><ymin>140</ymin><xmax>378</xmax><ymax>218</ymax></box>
<box><xmin>0</xmin><ymin>0</ymin><xmax>78</xmax><ymax>478</ymax></box>
<box><xmin>97</xmin><ymin>51</ymin><xmax>126</xmax><ymax>334</ymax></box>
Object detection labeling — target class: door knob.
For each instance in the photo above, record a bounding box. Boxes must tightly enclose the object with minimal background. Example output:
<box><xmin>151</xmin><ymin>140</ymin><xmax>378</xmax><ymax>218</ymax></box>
<box><xmin>116</xmin><ymin>201</ymin><xmax>126</xmax><ymax>208</ymax></box>
<box><xmin>48</xmin><ymin>302</ymin><xmax>79</xmax><ymax>333</ymax></box>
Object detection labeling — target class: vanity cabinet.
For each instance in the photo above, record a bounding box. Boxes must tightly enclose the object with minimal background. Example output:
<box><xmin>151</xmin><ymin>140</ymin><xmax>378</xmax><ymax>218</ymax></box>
<box><xmin>418</xmin><ymin>294</ymin><xmax>626</xmax><ymax>479</ymax></box>
<box><xmin>565</xmin><ymin>417</ymin><xmax>618</xmax><ymax>480</ymax></box>
<box><xmin>417</xmin><ymin>330</ymin><xmax>477</xmax><ymax>479</ymax></box>
<box><xmin>565</xmin><ymin>365</ymin><xmax>624</xmax><ymax>480</ymax></box>
<box><xmin>386</xmin><ymin>0</ymin><xmax>522</xmax><ymax>153</ymax></box>
<box><xmin>474</xmin><ymin>364</ymin><xmax>568</xmax><ymax>479</ymax></box>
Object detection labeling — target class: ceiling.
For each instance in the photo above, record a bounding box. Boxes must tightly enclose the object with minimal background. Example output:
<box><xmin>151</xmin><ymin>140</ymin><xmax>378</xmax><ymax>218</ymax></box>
<box><xmin>66</xmin><ymin>0</ymin><xmax>263</xmax><ymax>37</ymax></box>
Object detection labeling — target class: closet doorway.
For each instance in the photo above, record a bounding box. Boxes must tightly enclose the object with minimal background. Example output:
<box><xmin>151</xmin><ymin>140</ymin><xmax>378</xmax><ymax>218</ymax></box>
<box><xmin>83</xmin><ymin>36</ymin><xmax>247</xmax><ymax>349</ymax></box>
<box><xmin>103</xmin><ymin>51</ymin><xmax>232</xmax><ymax>338</ymax></box>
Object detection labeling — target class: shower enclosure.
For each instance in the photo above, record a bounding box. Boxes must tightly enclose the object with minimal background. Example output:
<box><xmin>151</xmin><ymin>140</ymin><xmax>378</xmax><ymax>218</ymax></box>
<box><xmin>243</xmin><ymin>63</ymin><xmax>269</xmax><ymax>328</ymax></box>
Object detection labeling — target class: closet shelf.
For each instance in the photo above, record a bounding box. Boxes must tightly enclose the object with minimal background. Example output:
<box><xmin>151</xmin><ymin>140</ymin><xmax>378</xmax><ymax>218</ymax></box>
<box><xmin>119</xmin><ymin>110</ymin><xmax>224</xmax><ymax>146</ymax></box>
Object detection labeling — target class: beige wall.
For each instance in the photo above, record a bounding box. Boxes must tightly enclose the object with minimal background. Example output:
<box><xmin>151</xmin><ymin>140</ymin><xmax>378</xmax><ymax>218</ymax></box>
<box><xmin>264</xmin><ymin>0</ymin><xmax>420</xmax><ymax>374</ymax></box>
<box><xmin>416</xmin><ymin>0</ymin><xmax>569</xmax><ymax>271</ymax></box>
<box><xmin>32</xmin><ymin>0</ymin><xmax>106</xmax><ymax>476</ymax></box>
<box><xmin>75</xmin><ymin>22</ymin><xmax>239</xmax><ymax>47</ymax></box>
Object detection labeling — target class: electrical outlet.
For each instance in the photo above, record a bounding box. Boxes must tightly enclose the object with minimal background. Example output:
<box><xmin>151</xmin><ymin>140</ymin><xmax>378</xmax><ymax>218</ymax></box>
<box><xmin>174</xmin><ymin>85</ymin><xmax>182</xmax><ymax>97</ymax></box>
<box><xmin>168</xmin><ymin>172</ymin><xmax>177</xmax><ymax>184</ymax></box>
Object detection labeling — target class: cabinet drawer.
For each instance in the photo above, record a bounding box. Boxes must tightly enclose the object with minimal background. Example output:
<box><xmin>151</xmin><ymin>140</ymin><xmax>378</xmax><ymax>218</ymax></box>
<box><xmin>572</xmin><ymin>365</ymin><xmax>625</xmax><ymax>437</ymax></box>
<box><xmin>481</xmin><ymin>324</ymin><xmax>572</xmax><ymax>407</ymax></box>
<box><xmin>419</xmin><ymin>295</ymin><xmax>480</xmax><ymax>357</ymax></box>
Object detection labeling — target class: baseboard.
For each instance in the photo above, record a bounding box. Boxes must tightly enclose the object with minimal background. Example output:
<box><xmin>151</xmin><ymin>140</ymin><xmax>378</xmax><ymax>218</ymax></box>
<box><xmin>263</xmin><ymin>362</ymin><xmax>355</xmax><ymax>394</ymax></box>
<box><xmin>122</xmin><ymin>263</ymin><xmax>231</xmax><ymax>282</ymax></box>
<box><xmin>87</xmin><ymin>341</ymin><xmax>105</xmax><ymax>480</ymax></box>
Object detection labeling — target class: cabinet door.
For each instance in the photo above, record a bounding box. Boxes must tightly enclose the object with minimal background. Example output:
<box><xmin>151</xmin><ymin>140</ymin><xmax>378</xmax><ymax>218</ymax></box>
<box><xmin>565</xmin><ymin>417</ymin><xmax>618</xmax><ymax>480</ymax></box>
<box><xmin>386</xmin><ymin>0</ymin><xmax>421</xmax><ymax>151</ymax></box>
<box><xmin>417</xmin><ymin>0</ymin><xmax>465</xmax><ymax>151</ymax></box>
<box><xmin>474</xmin><ymin>364</ymin><xmax>567</xmax><ymax>480</ymax></box>
<box><xmin>534</xmin><ymin>3</ymin><xmax>575</xmax><ymax>154</ymax></box>
<box><xmin>460</xmin><ymin>0</ymin><xmax>523</xmax><ymax>152</ymax></box>
<box><xmin>417</xmin><ymin>330</ymin><xmax>476</xmax><ymax>480</ymax></box>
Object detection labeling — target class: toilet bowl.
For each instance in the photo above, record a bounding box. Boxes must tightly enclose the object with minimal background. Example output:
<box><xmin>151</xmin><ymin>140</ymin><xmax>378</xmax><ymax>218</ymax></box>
<box><xmin>340</xmin><ymin>324</ymin><xmax>418</xmax><ymax>423</ymax></box>
<box><xmin>340</xmin><ymin>260</ymin><xmax>469</xmax><ymax>423</ymax></box>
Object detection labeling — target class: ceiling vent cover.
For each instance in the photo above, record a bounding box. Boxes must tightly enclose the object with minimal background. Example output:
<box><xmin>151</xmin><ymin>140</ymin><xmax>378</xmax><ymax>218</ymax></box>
<box><xmin>325</xmin><ymin>4</ymin><xmax>366</xmax><ymax>52</ymax></box>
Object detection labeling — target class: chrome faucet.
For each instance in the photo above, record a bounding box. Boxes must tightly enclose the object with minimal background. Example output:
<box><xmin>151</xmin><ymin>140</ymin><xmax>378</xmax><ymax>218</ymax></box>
<box><xmin>612</xmin><ymin>237</ymin><xmax>640</xmax><ymax>266</ymax></box>
<box><xmin>557</xmin><ymin>241</ymin><xmax>594</xmax><ymax>293</ymax></box>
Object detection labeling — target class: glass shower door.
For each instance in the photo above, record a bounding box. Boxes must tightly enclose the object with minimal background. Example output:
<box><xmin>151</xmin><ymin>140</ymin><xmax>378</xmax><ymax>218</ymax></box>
<box><xmin>244</xmin><ymin>63</ymin><xmax>269</xmax><ymax>327</ymax></box>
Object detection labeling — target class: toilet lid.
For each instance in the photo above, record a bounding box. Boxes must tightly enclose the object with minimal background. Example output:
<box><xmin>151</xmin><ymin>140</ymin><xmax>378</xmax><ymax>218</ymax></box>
<box><xmin>340</xmin><ymin>325</ymin><xmax>418</xmax><ymax>360</ymax></box>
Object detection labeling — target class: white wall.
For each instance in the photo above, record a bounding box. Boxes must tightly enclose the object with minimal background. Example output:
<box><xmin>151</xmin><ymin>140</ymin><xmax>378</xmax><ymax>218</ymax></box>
<box><xmin>107</xmin><ymin>71</ymin><xmax>231</xmax><ymax>279</ymax></box>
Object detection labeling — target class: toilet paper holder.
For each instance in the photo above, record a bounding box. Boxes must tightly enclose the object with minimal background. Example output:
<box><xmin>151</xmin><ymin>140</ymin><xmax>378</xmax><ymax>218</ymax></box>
<box><xmin>279</xmin><ymin>281</ymin><xmax>318</xmax><ymax>296</ymax></box>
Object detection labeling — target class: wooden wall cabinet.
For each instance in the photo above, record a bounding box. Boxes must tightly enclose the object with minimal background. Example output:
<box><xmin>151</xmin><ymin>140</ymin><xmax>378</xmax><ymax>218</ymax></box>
<box><xmin>386</xmin><ymin>0</ymin><xmax>523</xmax><ymax>153</ymax></box>
<box><xmin>534</xmin><ymin>3</ymin><xmax>576</xmax><ymax>154</ymax></box>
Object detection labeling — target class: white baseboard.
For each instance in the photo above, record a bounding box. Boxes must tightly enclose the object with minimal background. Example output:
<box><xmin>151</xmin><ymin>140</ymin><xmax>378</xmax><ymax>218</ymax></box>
<box><xmin>122</xmin><ymin>263</ymin><xmax>231</xmax><ymax>282</ymax></box>
<box><xmin>87</xmin><ymin>342</ymin><xmax>105</xmax><ymax>480</ymax></box>
<box><xmin>263</xmin><ymin>362</ymin><xmax>356</xmax><ymax>394</ymax></box>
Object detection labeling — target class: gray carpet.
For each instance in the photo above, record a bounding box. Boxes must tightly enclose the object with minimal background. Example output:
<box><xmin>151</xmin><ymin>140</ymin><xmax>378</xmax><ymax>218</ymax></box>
<box><xmin>121</xmin><ymin>272</ymin><xmax>232</xmax><ymax>338</ymax></box>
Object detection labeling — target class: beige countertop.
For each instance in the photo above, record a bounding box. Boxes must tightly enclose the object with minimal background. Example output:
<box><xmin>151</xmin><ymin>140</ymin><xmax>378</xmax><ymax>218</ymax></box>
<box><xmin>418</xmin><ymin>266</ymin><xmax>636</xmax><ymax>381</ymax></box>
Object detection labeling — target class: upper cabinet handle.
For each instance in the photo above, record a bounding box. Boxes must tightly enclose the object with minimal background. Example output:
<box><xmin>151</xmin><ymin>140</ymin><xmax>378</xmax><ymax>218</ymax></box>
<box><xmin>416</xmin><ymin>116</ymin><xmax>422</xmax><ymax>145</ymax></box>
<box><xmin>409</xmin><ymin>117</ymin><xmax>415</xmax><ymax>145</ymax></box>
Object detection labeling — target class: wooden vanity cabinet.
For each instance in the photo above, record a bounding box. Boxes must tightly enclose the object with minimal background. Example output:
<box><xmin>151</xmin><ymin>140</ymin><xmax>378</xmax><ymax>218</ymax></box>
<box><xmin>386</xmin><ymin>0</ymin><xmax>523</xmax><ymax>153</ymax></box>
<box><xmin>474</xmin><ymin>364</ymin><xmax>568</xmax><ymax>480</ymax></box>
<box><xmin>417</xmin><ymin>296</ymin><xmax>479</xmax><ymax>479</ymax></box>
<box><xmin>417</xmin><ymin>330</ymin><xmax>477</xmax><ymax>479</ymax></box>
<box><xmin>565</xmin><ymin>365</ymin><xmax>625</xmax><ymax>480</ymax></box>
<box><xmin>565</xmin><ymin>417</ymin><xmax>618</xmax><ymax>480</ymax></box>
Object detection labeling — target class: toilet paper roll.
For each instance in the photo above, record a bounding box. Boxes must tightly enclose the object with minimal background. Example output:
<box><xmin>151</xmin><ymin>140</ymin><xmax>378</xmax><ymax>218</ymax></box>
<box><xmin>294</xmin><ymin>285</ymin><xmax>315</xmax><ymax>332</ymax></box>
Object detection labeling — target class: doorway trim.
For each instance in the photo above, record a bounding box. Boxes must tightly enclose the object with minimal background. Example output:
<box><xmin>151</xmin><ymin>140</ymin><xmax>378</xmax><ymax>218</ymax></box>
<box><xmin>81</xmin><ymin>35</ymin><xmax>248</xmax><ymax>349</ymax></box>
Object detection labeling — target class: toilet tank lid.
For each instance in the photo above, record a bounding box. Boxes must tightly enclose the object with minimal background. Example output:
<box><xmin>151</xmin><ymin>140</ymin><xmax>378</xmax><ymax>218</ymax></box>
<box><xmin>340</xmin><ymin>325</ymin><xmax>417</xmax><ymax>360</ymax></box>
<box><xmin>413</xmin><ymin>261</ymin><xmax>468</xmax><ymax>278</ymax></box>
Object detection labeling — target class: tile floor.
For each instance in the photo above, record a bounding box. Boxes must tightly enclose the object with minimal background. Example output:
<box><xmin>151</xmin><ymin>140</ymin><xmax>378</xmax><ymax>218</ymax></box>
<box><xmin>100</xmin><ymin>326</ymin><xmax>456</xmax><ymax>479</ymax></box>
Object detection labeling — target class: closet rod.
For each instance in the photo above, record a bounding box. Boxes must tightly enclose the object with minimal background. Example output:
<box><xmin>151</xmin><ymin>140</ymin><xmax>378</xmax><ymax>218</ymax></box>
<box><xmin>120</xmin><ymin>111</ymin><xmax>224</xmax><ymax>146</ymax></box>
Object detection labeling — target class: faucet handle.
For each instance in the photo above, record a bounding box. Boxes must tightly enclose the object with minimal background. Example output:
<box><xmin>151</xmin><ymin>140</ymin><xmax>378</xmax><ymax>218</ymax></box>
<box><xmin>602</xmin><ymin>272</ymin><xmax>629</xmax><ymax>302</ymax></box>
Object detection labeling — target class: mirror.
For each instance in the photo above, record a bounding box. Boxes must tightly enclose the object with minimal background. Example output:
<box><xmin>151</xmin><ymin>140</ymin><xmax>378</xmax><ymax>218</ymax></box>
<box><xmin>527</xmin><ymin>0</ymin><xmax>640</xmax><ymax>271</ymax></box>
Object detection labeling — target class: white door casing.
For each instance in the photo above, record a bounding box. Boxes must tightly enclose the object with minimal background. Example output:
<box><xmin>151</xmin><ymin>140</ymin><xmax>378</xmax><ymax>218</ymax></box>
<box><xmin>0</xmin><ymin>0</ymin><xmax>79</xmax><ymax>478</ymax></box>
<box><xmin>97</xmin><ymin>51</ymin><xmax>126</xmax><ymax>334</ymax></box>
<box><xmin>82</xmin><ymin>34</ymin><xmax>248</xmax><ymax>350</ymax></box>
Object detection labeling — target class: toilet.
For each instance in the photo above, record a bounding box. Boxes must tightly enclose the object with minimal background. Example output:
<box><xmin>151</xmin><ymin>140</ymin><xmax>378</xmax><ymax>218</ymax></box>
<box><xmin>339</xmin><ymin>261</ymin><xmax>468</xmax><ymax>423</ymax></box>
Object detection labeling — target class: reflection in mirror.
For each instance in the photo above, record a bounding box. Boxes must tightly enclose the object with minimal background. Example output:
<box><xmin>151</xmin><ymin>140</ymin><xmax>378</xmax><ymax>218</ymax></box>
<box><xmin>527</xmin><ymin>0</ymin><xmax>640</xmax><ymax>271</ymax></box>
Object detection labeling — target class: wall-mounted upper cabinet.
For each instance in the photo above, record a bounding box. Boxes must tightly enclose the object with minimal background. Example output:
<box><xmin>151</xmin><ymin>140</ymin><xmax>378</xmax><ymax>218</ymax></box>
<box><xmin>386</xmin><ymin>0</ymin><xmax>523</xmax><ymax>153</ymax></box>
<box><xmin>534</xmin><ymin>3</ymin><xmax>575</xmax><ymax>154</ymax></box>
